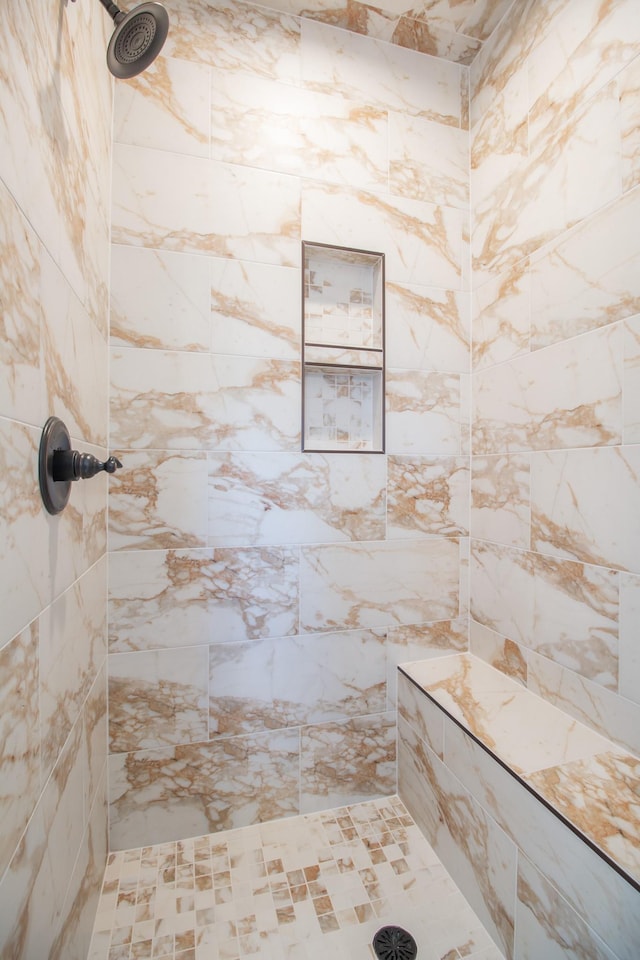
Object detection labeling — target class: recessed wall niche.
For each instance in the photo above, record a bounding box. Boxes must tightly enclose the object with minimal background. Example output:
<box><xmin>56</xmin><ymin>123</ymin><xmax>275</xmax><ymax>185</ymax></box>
<box><xmin>302</xmin><ymin>241</ymin><xmax>385</xmax><ymax>453</ymax></box>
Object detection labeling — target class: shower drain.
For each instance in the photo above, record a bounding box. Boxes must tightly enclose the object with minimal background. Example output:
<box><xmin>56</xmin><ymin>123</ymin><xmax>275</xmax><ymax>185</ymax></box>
<box><xmin>372</xmin><ymin>925</ymin><xmax>418</xmax><ymax>960</ymax></box>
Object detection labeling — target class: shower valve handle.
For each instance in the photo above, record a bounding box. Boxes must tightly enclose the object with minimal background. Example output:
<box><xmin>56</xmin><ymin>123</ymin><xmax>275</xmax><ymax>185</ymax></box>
<box><xmin>52</xmin><ymin>449</ymin><xmax>123</xmax><ymax>482</ymax></box>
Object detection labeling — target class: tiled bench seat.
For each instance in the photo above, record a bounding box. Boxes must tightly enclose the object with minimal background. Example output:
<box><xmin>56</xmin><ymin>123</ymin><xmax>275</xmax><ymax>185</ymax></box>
<box><xmin>397</xmin><ymin>653</ymin><xmax>640</xmax><ymax>960</ymax></box>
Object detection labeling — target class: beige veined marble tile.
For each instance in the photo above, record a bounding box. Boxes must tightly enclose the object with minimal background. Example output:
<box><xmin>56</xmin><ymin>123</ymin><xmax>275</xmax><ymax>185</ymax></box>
<box><xmin>301</xmin><ymin>18</ymin><xmax>461</xmax><ymax>125</ymax></box>
<box><xmin>470</xmin><ymin>453</ymin><xmax>531</xmax><ymax>549</ymax></box>
<box><xmin>386</xmin><ymin>370</ymin><xmax>463</xmax><ymax>455</ymax></box>
<box><xmin>387</xmin><ymin>455</ymin><xmax>469</xmax><ymax>538</ymax></box>
<box><xmin>389</xmin><ymin>112</ymin><xmax>469</xmax><ymax>208</ymax></box>
<box><xmin>208</xmin><ymin>628</ymin><xmax>387</xmax><ymax>737</ymax></box>
<box><xmin>210</xmin><ymin>68</ymin><xmax>388</xmax><ymax>191</ymax></box>
<box><xmin>300</xmin><ymin>538</ymin><xmax>459</xmax><ymax>633</ymax></box>
<box><xmin>386</xmin><ymin>281</ymin><xmax>470</xmax><ymax>374</ymax></box>
<box><xmin>530</xmin><ymin>446</ymin><xmax>640</xmax><ymax>574</ymax></box>
<box><xmin>0</xmin><ymin>623</ymin><xmax>40</xmax><ymax>879</ymax></box>
<box><xmin>109</xmin><ymin>546</ymin><xmax>299</xmax><ymax>651</ymax></box>
<box><xmin>620</xmin><ymin>53</ymin><xmax>640</xmax><ymax>192</ymax></box>
<box><xmin>113</xmin><ymin>55</ymin><xmax>209</xmax><ymax>156</ymax></box>
<box><xmin>208</xmin><ymin>451</ymin><xmax>385</xmax><ymax>547</ymax></box>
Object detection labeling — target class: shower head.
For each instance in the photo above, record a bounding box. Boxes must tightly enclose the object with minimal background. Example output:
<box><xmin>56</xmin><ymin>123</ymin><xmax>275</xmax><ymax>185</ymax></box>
<box><xmin>99</xmin><ymin>0</ymin><xmax>169</xmax><ymax>79</ymax></box>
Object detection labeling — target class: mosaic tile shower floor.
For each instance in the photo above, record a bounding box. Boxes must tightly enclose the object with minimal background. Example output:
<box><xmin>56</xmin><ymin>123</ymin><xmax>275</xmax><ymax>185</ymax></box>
<box><xmin>88</xmin><ymin>796</ymin><xmax>504</xmax><ymax>960</ymax></box>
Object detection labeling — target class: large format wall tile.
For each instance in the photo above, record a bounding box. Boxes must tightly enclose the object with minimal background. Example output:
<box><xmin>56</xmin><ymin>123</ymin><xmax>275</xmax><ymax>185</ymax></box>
<box><xmin>112</xmin><ymin>143</ymin><xmax>301</xmax><ymax>266</ymax></box>
<box><xmin>470</xmin><ymin>454</ymin><xmax>530</xmax><ymax>548</ymax></box>
<box><xmin>300</xmin><ymin>712</ymin><xmax>396</xmax><ymax>812</ymax></box>
<box><xmin>209</xmin><ymin>629</ymin><xmax>387</xmax><ymax>736</ymax></box>
<box><xmin>386</xmin><ymin>370</ymin><xmax>464</xmax><ymax>454</ymax></box>
<box><xmin>472</xmin><ymin>257</ymin><xmax>530</xmax><ymax>371</ymax></box>
<box><xmin>389</xmin><ymin>112</ymin><xmax>469</xmax><ymax>207</ymax></box>
<box><xmin>39</xmin><ymin>557</ymin><xmax>107</xmax><ymax>782</ymax></box>
<box><xmin>530</xmin><ymin>189</ymin><xmax>640</xmax><ymax>350</ymax></box>
<box><xmin>531</xmin><ymin>446</ymin><xmax>640</xmax><ymax>573</ymax></box>
<box><xmin>108</xmin><ymin>450</ymin><xmax>209</xmax><ymax>552</ymax></box>
<box><xmin>387</xmin><ymin>455</ymin><xmax>469</xmax><ymax>538</ymax></box>
<box><xmin>114</xmin><ymin>55</ymin><xmax>210</xmax><ymax>156</ymax></box>
<box><xmin>473</xmin><ymin>323</ymin><xmax>623</xmax><ymax>454</ymax></box>
<box><xmin>109</xmin><ymin>546</ymin><xmax>299</xmax><ymax>651</ymax></box>
<box><xmin>109</xmin><ymin>646</ymin><xmax>209</xmax><ymax>752</ymax></box>
<box><xmin>301</xmin><ymin>181</ymin><xmax>465</xmax><ymax>288</ymax></box>
<box><xmin>620</xmin><ymin>55</ymin><xmax>640</xmax><ymax>191</ymax></box>
<box><xmin>300</xmin><ymin>539</ymin><xmax>459</xmax><ymax>633</ymax></box>
<box><xmin>110</xmin><ymin>245</ymin><xmax>211</xmax><ymax>351</ymax></box>
<box><xmin>301</xmin><ymin>19</ymin><xmax>462</xmax><ymax>124</ymax></box>
<box><xmin>210</xmin><ymin>69</ymin><xmax>388</xmax><ymax>191</ymax></box>
<box><xmin>0</xmin><ymin>623</ymin><xmax>40</xmax><ymax>879</ymax></box>
<box><xmin>110</xmin><ymin>347</ymin><xmax>301</xmax><ymax>451</ymax></box>
<box><xmin>385</xmin><ymin>281</ymin><xmax>470</xmax><ymax>374</ymax></box>
<box><xmin>108</xmin><ymin>731</ymin><xmax>301</xmax><ymax>849</ymax></box>
<box><xmin>208</xmin><ymin>451</ymin><xmax>385</xmax><ymax>546</ymax></box>
<box><xmin>163</xmin><ymin>0</ymin><xmax>302</xmax><ymax>81</ymax></box>
<box><xmin>398</xmin><ymin>717</ymin><xmax>516</xmax><ymax>958</ymax></box>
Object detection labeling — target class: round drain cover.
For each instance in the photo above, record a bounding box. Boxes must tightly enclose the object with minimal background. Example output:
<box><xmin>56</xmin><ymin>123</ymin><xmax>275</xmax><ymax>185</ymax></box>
<box><xmin>372</xmin><ymin>925</ymin><xmax>417</xmax><ymax>960</ymax></box>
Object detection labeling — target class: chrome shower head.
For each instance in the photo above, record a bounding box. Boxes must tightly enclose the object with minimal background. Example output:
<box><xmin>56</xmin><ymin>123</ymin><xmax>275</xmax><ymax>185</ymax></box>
<box><xmin>99</xmin><ymin>0</ymin><xmax>169</xmax><ymax>79</ymax></box>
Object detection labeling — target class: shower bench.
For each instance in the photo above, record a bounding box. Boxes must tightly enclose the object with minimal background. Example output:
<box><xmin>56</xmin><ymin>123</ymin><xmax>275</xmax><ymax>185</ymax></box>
<box><xmin>397</xmin><ymin>652</ymin><xmax>640</xmax><ymax>960</ymax></box>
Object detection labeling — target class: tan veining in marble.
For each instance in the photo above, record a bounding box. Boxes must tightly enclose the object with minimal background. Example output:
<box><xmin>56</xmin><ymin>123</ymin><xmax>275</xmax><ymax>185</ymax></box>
<box><xmin>109</xmin><ymin>672</ymin><xmax>208</xmax><ymax>753</ymax></box>
<box><xmin>526</xmin><ymin>750</ymin><xmax>640</xmax><ymax>884</ymax></box>
<box><xmin>387</xmin><ymin>455</ymin><xmax>469</xmax><ymax>537</ymax></box>
<box><xmin>0</xmin><ymin>623</ymin><xmax>40</xmax><ymax>878</ymax></box>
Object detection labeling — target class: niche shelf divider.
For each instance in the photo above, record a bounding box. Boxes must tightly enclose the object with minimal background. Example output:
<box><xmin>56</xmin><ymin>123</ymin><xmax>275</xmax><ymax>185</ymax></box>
<box><xmin>302</xmin><ymin>241</ymin><xmax>385</xmax><ymax>453</ymax></box>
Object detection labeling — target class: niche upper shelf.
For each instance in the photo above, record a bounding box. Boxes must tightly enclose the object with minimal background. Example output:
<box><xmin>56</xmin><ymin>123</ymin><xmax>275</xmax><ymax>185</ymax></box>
<box><xmin>302</xmin><ymin>241</ymin><xmax>385</xmax><ymax>453</ymax></box>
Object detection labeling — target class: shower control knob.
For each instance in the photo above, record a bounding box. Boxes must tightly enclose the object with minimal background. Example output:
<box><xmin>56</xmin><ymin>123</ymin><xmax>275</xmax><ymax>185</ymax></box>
<box><xmin>53</xmin><ymin>449</ymin><xmax>123</xmax><ymax>482</ymax></box>
<box><xmin>38</xmin><ymin>416</ymin><xmax>123</xmax><ymax>516</ymax></box>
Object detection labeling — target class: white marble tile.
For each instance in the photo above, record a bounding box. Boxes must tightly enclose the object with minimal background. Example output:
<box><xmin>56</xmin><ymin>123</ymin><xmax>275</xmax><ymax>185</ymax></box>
<box><xmin>398</xmin><ymin>717</ymin><xmax>517</xmax><ymax>958</ymax></box>
<box><xmin>530</xmin><ymin>190</ymin><xmax>640</xmax><ymax>350</ymax></box>
<box><xmin>109</xmin><ymin>646</ymin><xmax>209</xmax><ymax>752</ymax></box>
<box><xmin>211</xmin><ymin>258</ymin><xmax>301</xmax><ymax>360</ymax></box>
<box><xmin>301</xmin><ymin>181</ymin><xmax>464</xmax><ymax>288</ymax></box>
<box><xmin>109</xmin><ymin>545</ymin><xmax>299</xmax><ymax>650</ymax></box>
<box><xmin>515</xmin><ymin>853</ymin><xmax>619</xmax><ymax>960</ymax></box>
<box><xmin>441</xmin><ymin>717</ymin><xmax>640</xmax><ymax>960</ymax></box>
<box><xmin>210</xmin><ymin>68</ymin><xmax>388</xmax><ymax>191</ymax></box>
<box><xmin>402</xmin><ymin>653</ymin><xmax>612</xmax><ymax>776</ymax></box>
<box><xmin>300</xmin><ymin>712</ymin><xmax>396</xmax><ymax>813</ymax></box>
<box><xmin>619</xmin><ymin>53</ymin><xmax>640</xmax><ymax>192</ymax></box>
<box><xmin>114</xmin><ymin>55</ymin><xmax>210</xmax><ymax>156</ymax></box>
<box><xmin>386</xmin><ymin>618</ymin><xmax>469</xmax><ymax>707</ymax></box>
<box><xmin>209</xmin><ymin>629</ymin><xmax>387</xmax><ymax>736</ymax></box>
<box><xmin>108</xmin><ymin>449</ymin><xmax>209</xmax><ymax>552</ymax></box>
<box><xmin>300</xmin><ymin>538</ymin><xmax>459</xmax><ymax>633</ymax></box>
<box><xmin>0</xmin><ymin>181</ymin><xmax>45</xmax><ymax>426</ymax></box>
<box><xmin>386</xmin><ymin>370</ymin><xmax>463</xmax><ymax>454</ymax></box>
<box><xmin>301</xmin><ymin>18</ymin><xmax>461</xmax><ymax>124</ymax></box>
<box><xmin>470</xmin><ymin>540</ymin><xmax>534</xmax><ymax>647</ymax></box>
<box><xmin>208</xmin><ymin>451</ymin><xmax>385</xmax><ymax>546</ymax></box>
<box><xmin>389</xmin><ymin>112</ymin><xmax>469</xmax><ymax>208</ymax></box>
<box><xmin>473</xmin><ymin>323</ymin><xmax>623</xmax><ymax>454</ymax></box>
<box><xmin>0</xmin><ymin>622</ymin><xmax>40</xmax><ymax>878</ymax></box>
<box><xmin>112</xmin><ymin>143</ymin><xmax>301</xmax><ymax>266</ymax></box>
<box><xmin>108</xmin><ymin>730</ymin><xmax>301</xmax><ymax>849</ymax></box>
<box><xmin>386</xmin><ymin>281</ymin><xmax>470</xmax><ymax>374</ymax></box>
<box><xmin>530</xmin><ymin>553</ymin><xmax>619</xmax><ymax>690</ymax></box>
<box><xmin>110</xmin><ymin>244</ymin><xmax>211</xmax><ymax>352</ymax></box>
<box><xmin>527</xmin><ymin>650</ymin><xmax>640</xmax><ymax>760</ymax></box>
<box><xmin>469</xmin><ymin>619</ymin><xmax>527</xmax><ymax>686</ymax></box>
<box><xmin>387</xmin><ymin>455</ymin><xmax>469</xmax><ymax>538</ymax></box>
<box><xmin>83</xmin><ymin>663</ymin><xmax>107</xmax><ymax>819</ymax></box>
<box><xmin>527</xmin><ymin>0</ymin><xmax>640</xmax><ymax>149</ymax></box>
<box><xmin>619</xmin><ymin>572</ymin><xmax>640</xmax><ymax>707</ymax></box>
<box><xmin>39</xmin><ymin>556</ymin><xmax>107</xmax><ymax>782</ymax></box>
<box><xmin>530</xmin><ymin>446</ymin><xmax>640</xmax><ymax>574</ymax></box>
<box><xmin>624</xmin><ymin>315</ymin><xmax>640</xmax><ymax>443</ymax></box>
<box><xmin>472</xmin><ymin>258</ymin><xmax>530</xmax><ymax>371</ymax></box>
<box><xmin>470</xmin><ymin>453</ymin><xmax>531</xmax><ymax>549</ymax></box>
<box><xmin>110</xmin><ymin>347</ymin><xmax>301</xmax><ymax>451</ymax></box>
<box><xmin>398</xmin><ymin>671</ymin><xmax>445</xmax><ymax>758</ymax></box>
<box><xmin>163</xmin><ymin>0</ymin><xmax>302</xmax><ymax>81</ymax></box>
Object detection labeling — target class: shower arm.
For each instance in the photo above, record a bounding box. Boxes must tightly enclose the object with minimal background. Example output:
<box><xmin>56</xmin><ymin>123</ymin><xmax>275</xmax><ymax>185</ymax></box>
<box><xmin>69</xmin><ymin>0</ymin><xmax>127</xmax><ymax>25</ymax></box>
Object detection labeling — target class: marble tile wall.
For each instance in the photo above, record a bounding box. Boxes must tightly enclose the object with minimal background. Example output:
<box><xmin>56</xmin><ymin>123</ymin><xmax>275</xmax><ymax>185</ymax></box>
<box><xmin>0</xmin><ymin>0</ymin><xmax>112</xmax><ymax>957</ymax></box>
<box><xmin>108</xmin><ymin>0</ymin><xmax>471</xmax><ymax>849</ymax></box>
<box><xmin>468</xmin><ymin>0</ymin><xmax>640</xmax><ymax>761</ymax></box>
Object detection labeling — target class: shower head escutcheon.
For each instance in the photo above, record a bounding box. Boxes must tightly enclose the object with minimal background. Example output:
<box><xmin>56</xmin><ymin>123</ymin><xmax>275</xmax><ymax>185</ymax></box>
<box><xmin>86</xmin><ymin>0</ymin><xmax>170</xmax><ymax>78</ymax></box>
